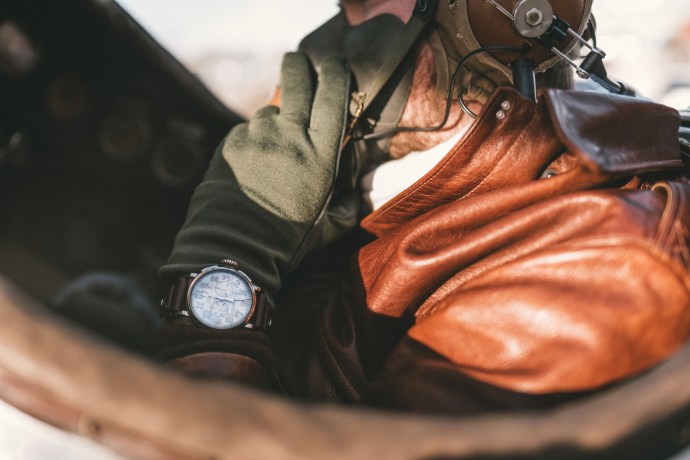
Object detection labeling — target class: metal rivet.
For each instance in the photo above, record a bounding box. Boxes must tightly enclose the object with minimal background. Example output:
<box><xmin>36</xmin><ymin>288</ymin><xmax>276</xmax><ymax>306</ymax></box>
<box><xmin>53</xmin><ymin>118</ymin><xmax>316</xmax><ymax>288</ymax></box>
<box><xmin>542</xmin><ymin>169</ymin><xmax>558</xmax><ymax>179</ymax></box>
<box><xmin>525</xmin><ymin>8</ymin><xmax>544</xmax><ymax>27</ymax></box>
<box><xmin>501</xmin><ymin>100</ymin><xmax>512</xmax><ymax>111</ymax></box>
<box><xmin>496</xmin><ymin>110</ymin><xmax>506</xmax><ymax>120</ymax></box>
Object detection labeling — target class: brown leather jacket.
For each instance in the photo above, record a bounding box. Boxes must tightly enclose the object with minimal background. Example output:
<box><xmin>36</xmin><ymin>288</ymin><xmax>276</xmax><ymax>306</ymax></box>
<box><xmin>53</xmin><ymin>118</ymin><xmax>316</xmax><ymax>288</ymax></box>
<box><xmin>270</xmin><ymin>87</ymin><xmax>690</xmax><ymax>414</ymax></box>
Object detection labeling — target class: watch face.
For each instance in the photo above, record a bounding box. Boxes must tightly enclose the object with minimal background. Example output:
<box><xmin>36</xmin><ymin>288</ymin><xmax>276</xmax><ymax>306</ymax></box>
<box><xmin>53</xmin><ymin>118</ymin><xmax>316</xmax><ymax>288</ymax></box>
<box><xmin>188</xmin><ymin>267</ymin><xmax>256</xmax><ymax>329</ymax></box>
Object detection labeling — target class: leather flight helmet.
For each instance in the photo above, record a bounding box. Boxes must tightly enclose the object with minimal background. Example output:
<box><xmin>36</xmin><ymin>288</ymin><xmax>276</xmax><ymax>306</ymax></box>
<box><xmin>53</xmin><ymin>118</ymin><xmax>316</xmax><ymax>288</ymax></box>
<box><xmin>433</xmin><ymin>0</ymin><xmax>594</xmax><ymax>94</ymax></box>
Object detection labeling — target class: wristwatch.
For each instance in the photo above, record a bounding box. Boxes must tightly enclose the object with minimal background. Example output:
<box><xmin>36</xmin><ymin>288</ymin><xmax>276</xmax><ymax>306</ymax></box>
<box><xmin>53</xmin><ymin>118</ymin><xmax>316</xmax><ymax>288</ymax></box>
<box><xmin>160</xmin><ymin>259</ymin><xmax>274</xmax><ymax>330</ymax></box>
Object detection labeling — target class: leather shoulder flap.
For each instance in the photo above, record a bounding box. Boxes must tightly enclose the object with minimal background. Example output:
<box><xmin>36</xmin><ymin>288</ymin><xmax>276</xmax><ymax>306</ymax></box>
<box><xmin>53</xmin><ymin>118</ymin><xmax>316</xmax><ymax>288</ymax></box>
<box><xmin>544</xmin><ymin>89</ymin><xmax>683</xmax><ymax>176</ymax></box>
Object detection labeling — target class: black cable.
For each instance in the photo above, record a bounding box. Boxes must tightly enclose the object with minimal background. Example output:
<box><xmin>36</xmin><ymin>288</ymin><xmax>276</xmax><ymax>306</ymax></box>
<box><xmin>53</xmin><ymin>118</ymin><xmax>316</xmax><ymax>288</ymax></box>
<box><xmin>354</xmin><ymin>44</ymin><xmax>528</xmax><ymax>142</ymax></box>
<box><xmin>455</xmin><ymin>45</ymin><xmax>529</xmax><ymax>119</ymax></box>
<box><xmin>587</xmin><ymin>19</ymin><xmax>597</xmax><ymax>49</ymax></box>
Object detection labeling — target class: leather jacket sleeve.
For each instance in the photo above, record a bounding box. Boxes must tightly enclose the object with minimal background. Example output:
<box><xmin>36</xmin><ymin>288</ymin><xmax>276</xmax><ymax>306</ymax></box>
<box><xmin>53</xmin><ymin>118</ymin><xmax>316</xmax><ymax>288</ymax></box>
<box><xmin>369</xmin><ymin>182</ymin><xmax>690</xmax><ymax>401</ymax></box>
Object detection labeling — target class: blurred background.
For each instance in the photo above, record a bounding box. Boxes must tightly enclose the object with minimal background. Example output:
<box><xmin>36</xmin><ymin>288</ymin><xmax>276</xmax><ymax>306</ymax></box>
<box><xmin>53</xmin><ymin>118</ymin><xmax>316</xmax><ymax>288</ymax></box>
<box><xmin>115</xmin><ymin>0</ymin><xmax>690</xmax><ymax>117</ymax></box>
<box><xmin>116</xmin><ymin>0</ymin><xmax>339</xmax><ymax>118</ymax></box>
<box><xmin>0</xmin><ymin>2</ymin><xmax>689</xmax><ymax>459</ymax></box>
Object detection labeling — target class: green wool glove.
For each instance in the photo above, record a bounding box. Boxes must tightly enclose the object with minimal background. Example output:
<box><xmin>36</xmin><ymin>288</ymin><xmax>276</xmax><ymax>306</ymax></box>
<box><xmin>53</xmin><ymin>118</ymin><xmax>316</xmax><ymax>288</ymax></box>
<box><xmin>160</xmin><ymin>52</ymin><xmax>352</xmax><ymax>294</ymax></box>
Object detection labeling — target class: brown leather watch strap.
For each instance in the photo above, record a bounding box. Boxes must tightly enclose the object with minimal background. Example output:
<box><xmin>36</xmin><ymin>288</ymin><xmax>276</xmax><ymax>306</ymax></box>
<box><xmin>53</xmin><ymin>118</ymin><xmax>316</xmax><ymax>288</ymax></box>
<box><xmin>159</xmin><ymin>274</ymin><xmax>195</xmax><ymax>320</ymax></box>
<box><xmin>252</xmin><ymin>291</ymin><xmax>274</xmax><ymax>330</ymax></box>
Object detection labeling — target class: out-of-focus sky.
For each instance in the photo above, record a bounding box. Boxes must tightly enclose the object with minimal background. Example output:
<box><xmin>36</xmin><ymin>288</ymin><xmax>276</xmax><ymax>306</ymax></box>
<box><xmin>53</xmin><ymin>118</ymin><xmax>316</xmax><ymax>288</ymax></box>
<box><xmin>116</xmin><ymin>0</ymin><xmax>339</xmax><ymax>56</ymax></box>
<box><xmin>116</xmin><ymin>0</ymin><xmax>340</xmax><ymax>115</ymax></box>
<box><xmin>116</xmin><ymin>0</ymin><xmax>690</xmax><ymax>115</ymax></box>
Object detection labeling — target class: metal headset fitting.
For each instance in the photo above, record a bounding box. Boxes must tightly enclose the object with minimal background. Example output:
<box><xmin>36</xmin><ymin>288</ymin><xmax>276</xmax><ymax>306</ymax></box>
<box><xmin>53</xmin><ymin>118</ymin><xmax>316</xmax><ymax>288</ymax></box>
<box><xmin>436</xmin><ymin>0</ymin><xmax>632</xmax><ymax>118</ymax></box>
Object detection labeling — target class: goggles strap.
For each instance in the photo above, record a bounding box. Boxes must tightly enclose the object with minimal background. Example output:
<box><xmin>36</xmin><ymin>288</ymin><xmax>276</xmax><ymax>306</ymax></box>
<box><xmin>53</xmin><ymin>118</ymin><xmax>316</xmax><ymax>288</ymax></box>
<box><xmin>350</xmin><ymin>0</ymin><xmax>438</xmax><ymax>123</ymax></box>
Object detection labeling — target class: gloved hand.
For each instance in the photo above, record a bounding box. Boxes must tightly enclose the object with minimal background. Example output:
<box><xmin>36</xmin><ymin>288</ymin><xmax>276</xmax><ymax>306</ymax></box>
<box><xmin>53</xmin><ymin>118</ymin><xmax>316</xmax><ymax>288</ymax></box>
<box><xmin>160</xmin><ymin>52</ymin><xmax>352</xmax><ymax>294</ymax></box>
<box><xmin>156</xmin><ymin>53</ymin><xmax>352</xmax><ymax>386</ymax></box>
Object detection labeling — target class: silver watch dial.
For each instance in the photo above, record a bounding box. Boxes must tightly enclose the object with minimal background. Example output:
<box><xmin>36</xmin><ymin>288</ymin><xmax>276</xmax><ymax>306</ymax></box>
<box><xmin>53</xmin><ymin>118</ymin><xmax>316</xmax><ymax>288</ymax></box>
<box><xmin>188</xmin><ymin>267</ymin><xmax>255</xmax><ymax>329</ymax></box>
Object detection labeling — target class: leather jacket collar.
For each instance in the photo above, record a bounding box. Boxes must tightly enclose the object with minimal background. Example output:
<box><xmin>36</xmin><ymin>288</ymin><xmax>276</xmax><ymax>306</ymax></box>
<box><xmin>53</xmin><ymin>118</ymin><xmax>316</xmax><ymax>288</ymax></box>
<box><xmin>361</xmin><ymin>87</ymin><xmax>682</xmax><ymax>237</ymax></box>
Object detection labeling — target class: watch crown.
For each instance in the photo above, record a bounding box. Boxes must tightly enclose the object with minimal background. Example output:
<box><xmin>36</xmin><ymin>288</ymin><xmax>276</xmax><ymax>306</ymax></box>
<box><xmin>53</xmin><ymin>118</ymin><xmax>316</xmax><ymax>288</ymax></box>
<box><xmin>219</xmin><ymin>258</ymin><xmax>239</xmax><ymax>269</ymax></box>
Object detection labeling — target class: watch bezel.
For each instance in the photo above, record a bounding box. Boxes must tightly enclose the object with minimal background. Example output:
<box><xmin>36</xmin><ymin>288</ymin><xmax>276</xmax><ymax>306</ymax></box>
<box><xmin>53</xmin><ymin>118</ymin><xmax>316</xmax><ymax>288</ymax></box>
<box><xmin>186</xmin><ymin>265</ymin><xmax>257</xmax><ymax>330</ymax></box>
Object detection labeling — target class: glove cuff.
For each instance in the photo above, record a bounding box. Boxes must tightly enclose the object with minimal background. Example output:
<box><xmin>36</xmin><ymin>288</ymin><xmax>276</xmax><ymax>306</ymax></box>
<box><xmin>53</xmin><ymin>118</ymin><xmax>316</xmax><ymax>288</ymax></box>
<box><xmin>156</xmin><ymin>320</ymin><xmax>280</xmax><ymax>390</ymax></box>
<box><xmin>166</xmin><ymin>352</ymin><xmax>270</xmax><ymax>389</ymax></box>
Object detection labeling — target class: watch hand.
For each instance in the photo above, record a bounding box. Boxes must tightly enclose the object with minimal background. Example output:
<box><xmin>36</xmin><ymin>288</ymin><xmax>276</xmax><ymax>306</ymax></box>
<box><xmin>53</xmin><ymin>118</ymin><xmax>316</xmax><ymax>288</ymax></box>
<box><xmin>206</xmin><ymin>294</ymin><xmax>230</xmax><ymax>301</ymax></box>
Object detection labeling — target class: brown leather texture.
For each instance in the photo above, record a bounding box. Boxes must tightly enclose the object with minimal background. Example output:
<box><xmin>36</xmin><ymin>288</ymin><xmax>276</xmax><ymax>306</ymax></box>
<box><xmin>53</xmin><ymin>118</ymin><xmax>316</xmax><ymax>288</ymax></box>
<box><xmin>467</xmin><ymin>0</ymin><xmax>590</xmax><ymax>66</ymax></box>
<box><xmin>166</xmin><ymin>352</ymin><xmax>270</xmax><ymax>388</ymax></box>
<box><xmin>3</xmin><ymin>273</ymin><xmax>690</xmax><ymax>459</ymax></box>
<box><xmin>544</xmin><ymin>89</ymin><xmax>684</xmax><ymax>174</ymax></box>
<box><xmin>0</xmin><ymin>88</ymin><xmax>690</xmax><ymax>457</ymax></box>
<box><xmin>359</xmin><ymin>88</ymin><xmax>690</xmax><ymax>394</ymax></box>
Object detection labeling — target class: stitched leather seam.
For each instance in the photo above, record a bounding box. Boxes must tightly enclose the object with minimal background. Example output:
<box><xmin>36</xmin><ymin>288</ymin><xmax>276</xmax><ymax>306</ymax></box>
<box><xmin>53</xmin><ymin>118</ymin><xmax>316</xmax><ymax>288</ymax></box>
<box><xmin>458</xmin><ymin>103</ymin><xmax>545</xmax><ymax>203</ymax></box>
<box><xmin>362</xmin><ymin>93</ymin><xmax>506</xmax><ymax>227</ymax></box>
<box><xmin>653</xmin><ymin>182</ymin><xmax>681</xmax><ymax>253</ymax></box>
